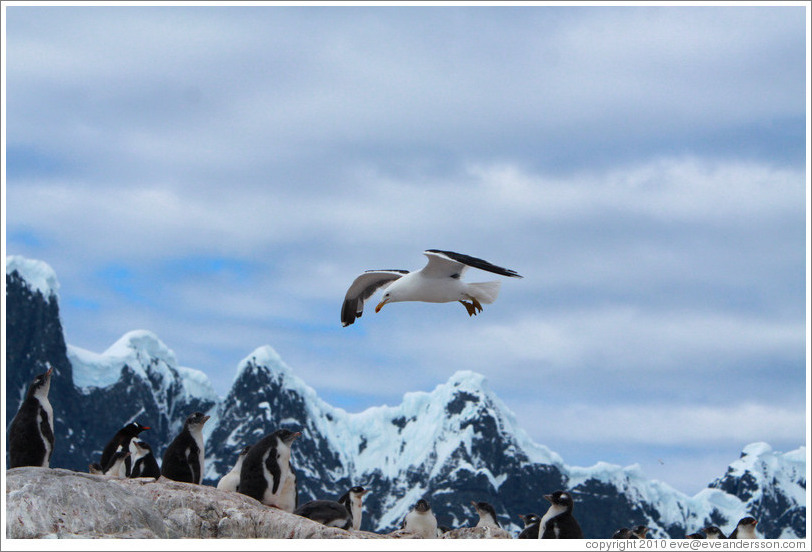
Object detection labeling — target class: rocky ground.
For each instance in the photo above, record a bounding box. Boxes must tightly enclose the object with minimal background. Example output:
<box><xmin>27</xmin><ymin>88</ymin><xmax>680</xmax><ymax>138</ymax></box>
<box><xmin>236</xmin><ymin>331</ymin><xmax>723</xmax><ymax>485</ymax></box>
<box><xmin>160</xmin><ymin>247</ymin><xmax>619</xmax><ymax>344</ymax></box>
<box><xmin>5</xmin><ymin>467</ymin><xmax>511</xmax><ymax>539</ymax></box>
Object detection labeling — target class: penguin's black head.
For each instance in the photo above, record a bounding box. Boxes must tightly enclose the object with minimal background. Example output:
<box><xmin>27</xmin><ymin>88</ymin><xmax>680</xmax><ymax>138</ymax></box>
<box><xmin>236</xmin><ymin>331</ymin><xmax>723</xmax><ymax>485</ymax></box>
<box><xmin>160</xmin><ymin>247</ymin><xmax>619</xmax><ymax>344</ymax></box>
<box><xmin>123</xmin><ymin>422</ymin><xmax>151</xmax><ymax>436</ymax></box>
<box><xmin>519</xmin><ymin>513</ymin><xmax>540</xmax><ymax>527</ymax></box>
<box><xmin>349</xmin><ymin>485</ymin><xmax>368</xmax><ymax>496</ymax></box>
<box><xmin>185</xmin><ymin>412</ymin><xmax>211</xmax><ymax>428</ymax></box>
<box><xmin>27</xmin><ymin>367</ymin><xmax>53</xmax><ymax>397</ymax></box>
<box><xmin>612</xmin><ymin>528</ymin><xmax>633</xmax><ymax>539</ymax></box>
<box><xmin>737</xmin><ymin>516</ymin><xmax>757</xmax><ymax>528</ymax></box>
<box><xmin>543</xmin><ymin>490</ymin><xmax>574</xmax><ymax>510</ymax></box>
<box><xmin>472</xmin><ymin>501</ymin><xmax>497</xmax><ymax>518</ymax></box>
<box><xmin>414</xmin><ymin>499</ymin><xmax>431</xmax><ymax>513</ymax></box>
<box><xmin>703</xmin><ymin>526</ymin><xmax>724</xmax><ymax>538</ymax></box>
<box><xmin>274</xmin><ymin>429</ymin><xmax>302</xmax><ymax>445</ymax></box>
<box><xmin>131</xmin><ymin>439</ymin><xmax>152</xmax><ymax>453</ymax></box>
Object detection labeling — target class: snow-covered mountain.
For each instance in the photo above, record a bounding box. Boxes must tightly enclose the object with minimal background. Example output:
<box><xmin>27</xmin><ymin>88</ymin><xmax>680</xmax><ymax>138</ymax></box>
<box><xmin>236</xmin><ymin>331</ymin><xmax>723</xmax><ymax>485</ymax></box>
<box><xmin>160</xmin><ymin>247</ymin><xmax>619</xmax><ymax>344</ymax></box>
<box><xmin>5</xmin><ymin>256</ymin><xmax>807</xmax><ymax>538</ymax></box>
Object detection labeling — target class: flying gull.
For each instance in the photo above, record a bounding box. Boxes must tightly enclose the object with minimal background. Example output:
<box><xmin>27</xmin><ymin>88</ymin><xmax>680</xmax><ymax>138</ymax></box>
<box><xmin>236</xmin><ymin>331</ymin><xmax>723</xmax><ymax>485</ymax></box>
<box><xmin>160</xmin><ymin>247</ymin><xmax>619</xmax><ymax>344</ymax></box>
<box><xmin>341</xmin><ymin>249</ymin><xmax>522</xmax><ymax>327</ymax></box>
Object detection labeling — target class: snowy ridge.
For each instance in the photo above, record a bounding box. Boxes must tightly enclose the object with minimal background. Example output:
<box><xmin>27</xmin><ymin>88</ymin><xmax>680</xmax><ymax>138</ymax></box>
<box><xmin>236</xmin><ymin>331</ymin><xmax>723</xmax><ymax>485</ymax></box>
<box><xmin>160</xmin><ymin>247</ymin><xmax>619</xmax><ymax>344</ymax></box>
<box><xmin>6</xmin><ymin>255</ymin><xmax>60</xmax><ymax>297</ymax></box>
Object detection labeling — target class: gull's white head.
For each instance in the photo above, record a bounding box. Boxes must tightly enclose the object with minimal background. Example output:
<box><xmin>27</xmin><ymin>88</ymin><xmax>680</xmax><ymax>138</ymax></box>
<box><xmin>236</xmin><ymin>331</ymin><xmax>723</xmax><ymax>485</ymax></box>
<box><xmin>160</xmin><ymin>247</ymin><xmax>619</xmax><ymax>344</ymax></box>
<box><xmin>375</xmin><ymin>281</ymin><xmax>404</xmax><ymax>312</ymax></box>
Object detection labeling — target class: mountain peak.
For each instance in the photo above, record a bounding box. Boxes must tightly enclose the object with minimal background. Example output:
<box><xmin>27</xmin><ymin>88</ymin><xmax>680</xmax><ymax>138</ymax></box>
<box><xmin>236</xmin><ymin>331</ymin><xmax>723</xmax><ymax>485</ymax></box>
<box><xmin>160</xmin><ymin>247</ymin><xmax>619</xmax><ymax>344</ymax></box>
<box><xmin>6</xmin><ymin>255</ymin><xmax>60</xmax><ymax>298</ymax></box>
<box><xmin>104</xmin><ymin>330</ymin><xmax>178</xmax><ymax>366</ymax></box>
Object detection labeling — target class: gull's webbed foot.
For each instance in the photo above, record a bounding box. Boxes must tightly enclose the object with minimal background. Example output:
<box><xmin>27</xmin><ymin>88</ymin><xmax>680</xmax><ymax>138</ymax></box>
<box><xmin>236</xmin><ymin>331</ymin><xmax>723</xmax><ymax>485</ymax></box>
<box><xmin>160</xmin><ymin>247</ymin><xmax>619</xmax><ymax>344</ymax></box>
<box><xmin>459</xmin><ymin>300</ymin><xmax>478</xmax><ymax>317</ymax></box>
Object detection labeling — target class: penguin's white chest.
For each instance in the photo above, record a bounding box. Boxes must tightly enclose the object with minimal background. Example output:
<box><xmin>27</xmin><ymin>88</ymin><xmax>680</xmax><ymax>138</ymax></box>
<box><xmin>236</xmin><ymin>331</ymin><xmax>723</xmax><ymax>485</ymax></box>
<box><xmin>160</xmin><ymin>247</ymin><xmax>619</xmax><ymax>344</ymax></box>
<box><xmin>261</xmin><ymin>447</ymin><xmax>297</xmax><ymax>512</ymax></box>
<box><xmin>404</xmin><ymin>511</ymin><xmax>437</xmax><ymax>538</ymax></box>
<box><xmin>538</xmin><ymin>504</ymin><xmax>567</xmax><ymax>538</ymax></box>
<box><xmin>217</xmin><ymin>461</ymin><xmax>242</xmax><ymax>492</ymax></box>
<box><xmin>36</xmin><ymin>395</ymin><xmax>54</xmax><ymax>467</ymax></box>
<box><xmin>189</xmin><ymin>428</ymin><xmax>205</xmax><ymax>484</ymax></box>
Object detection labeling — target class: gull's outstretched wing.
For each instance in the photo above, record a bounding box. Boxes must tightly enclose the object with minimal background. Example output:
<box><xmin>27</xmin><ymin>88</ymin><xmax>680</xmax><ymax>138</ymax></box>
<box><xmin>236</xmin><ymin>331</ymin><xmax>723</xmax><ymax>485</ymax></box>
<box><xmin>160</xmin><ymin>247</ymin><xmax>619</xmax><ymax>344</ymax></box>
<box><xmin>422</xmin><ymin>249</ymin><xmax>523</xmax><ymax>279</ymax></box>
<box><xmin>341</xmin><ymin>270</ymin><xmax>408</xmax><ymax>327</ymax></box>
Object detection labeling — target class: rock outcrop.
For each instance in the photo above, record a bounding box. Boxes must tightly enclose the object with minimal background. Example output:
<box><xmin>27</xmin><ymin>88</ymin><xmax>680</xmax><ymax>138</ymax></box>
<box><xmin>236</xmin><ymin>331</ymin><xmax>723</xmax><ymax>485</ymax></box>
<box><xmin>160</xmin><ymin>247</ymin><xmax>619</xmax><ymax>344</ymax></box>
<box><xmin>5</xmin><ymin>467</ymin><xmax>506</xmax><ymax>539</ymax></box>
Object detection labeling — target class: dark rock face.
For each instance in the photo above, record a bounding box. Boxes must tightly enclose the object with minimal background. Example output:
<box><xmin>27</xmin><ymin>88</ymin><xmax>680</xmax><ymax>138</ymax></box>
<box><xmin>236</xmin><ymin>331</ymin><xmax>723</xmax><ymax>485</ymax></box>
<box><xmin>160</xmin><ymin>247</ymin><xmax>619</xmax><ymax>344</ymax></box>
<box><xmin>5</xmin><ymin>265</ymin><xmax>806</xmax><ymax>539</ymax></box>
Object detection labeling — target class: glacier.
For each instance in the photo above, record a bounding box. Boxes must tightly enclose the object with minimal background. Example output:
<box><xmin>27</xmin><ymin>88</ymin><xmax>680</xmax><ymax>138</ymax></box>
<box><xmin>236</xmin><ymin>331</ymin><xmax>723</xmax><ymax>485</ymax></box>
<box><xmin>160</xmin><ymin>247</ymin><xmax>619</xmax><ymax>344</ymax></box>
<box><xmin>5</xmin><ymin>255</ymin><xmax>808</xmax><ymax>538</ymax></box>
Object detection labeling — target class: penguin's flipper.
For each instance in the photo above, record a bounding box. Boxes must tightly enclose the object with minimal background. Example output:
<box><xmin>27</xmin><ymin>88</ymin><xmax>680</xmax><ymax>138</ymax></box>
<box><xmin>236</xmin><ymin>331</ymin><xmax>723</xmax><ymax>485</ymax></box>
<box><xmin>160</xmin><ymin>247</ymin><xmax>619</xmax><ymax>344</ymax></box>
<box><xmin>266</xmin><ymin>451</ymin><xmax>282</xmax><ymax>495</ymax></box>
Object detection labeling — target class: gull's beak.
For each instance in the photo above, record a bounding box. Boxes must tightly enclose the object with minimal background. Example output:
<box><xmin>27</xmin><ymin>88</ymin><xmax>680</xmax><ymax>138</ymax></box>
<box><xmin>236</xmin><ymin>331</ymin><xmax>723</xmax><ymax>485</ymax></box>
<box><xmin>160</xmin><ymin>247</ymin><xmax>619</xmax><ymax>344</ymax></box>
<box><xmin>375</xmin><ymin>298</ymin><xmax>388</xmax><ymax>313</ymax></box>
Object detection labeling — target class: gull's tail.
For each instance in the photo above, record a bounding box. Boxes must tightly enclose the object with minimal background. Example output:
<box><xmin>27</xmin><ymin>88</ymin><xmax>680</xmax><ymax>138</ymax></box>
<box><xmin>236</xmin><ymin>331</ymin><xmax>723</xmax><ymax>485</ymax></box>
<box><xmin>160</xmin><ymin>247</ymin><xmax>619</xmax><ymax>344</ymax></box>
<box><xmin>467</xmin><ymin>281</ymin><xmax>501</xmax><ymax>304</ymax></box>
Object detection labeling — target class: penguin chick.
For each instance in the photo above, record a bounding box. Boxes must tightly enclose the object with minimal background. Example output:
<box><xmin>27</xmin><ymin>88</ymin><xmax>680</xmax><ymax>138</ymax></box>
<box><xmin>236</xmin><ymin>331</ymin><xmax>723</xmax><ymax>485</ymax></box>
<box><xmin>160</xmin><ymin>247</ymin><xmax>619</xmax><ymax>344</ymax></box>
<box><xmin>729</xmin><ymin>517</ymin><xmax>758</xmax><ymax>539</ymax></box>
<box><xmin>703</xmin><ymin>526</ymin><xmax>726</xmax><ymax>539</ymax></box>
<box><xmin>128</xmin><ymin>439</ymin><xmax>161</xmax><ymax>479</ymax></box>
<box><xmin>471</xmin><ymin>500</ymin><xmax>501</xmax><ymax>529</ymax></box>
<box><xmin>104</xmin><ymin>451</ymin><xmax>131</xmax><ymax>478</ymax></box>
<box><xmin>517</xmin><ymin>513</ymin><xmax>541</xmax><ymax>539</ymax></box>
<box><xmin>217</xmin><ymin>446</ymin><xmax>251</xmax><ymax>492</ymax></box>
<box><xmin>338</xmin><ymin>486</ymin><xmax>369</xmax><ymax>531</ymax></box>
<box><xmin>295</xmin><ymin>499</ymin><xmax>352</xmax><ymax>530</ymax></box>
<box><xmin>239</xmin><ymin>429</ymin><xmax>301</xmax><ymax>512</ymax></box>
<box><xmin>161</xmin><ymin>412</ymin><xmax>210</xmax><ymax>484</ymax></box>
<box><xmin>403</xmin><ymin>499</ymin><xmax>438</xmax><ymax>539</ymax></box>
<box><xmin>631</xmin><ymin>525</ymin><xmax>649</xmax><ymax>539</ymax></box>
<box><xmin>538</xmin><ymin>490</ymin><xmax>583</xmax><ymax>539</ymax></box>
<box><xmin>8</xmin><ymin>368</ymin><xmax>54</xmax><ymax>468</ymax></box>
<box><xmin>100</xmin><ymin>421</ymin><xmax>150</xmax><ymax>474</ymax></box>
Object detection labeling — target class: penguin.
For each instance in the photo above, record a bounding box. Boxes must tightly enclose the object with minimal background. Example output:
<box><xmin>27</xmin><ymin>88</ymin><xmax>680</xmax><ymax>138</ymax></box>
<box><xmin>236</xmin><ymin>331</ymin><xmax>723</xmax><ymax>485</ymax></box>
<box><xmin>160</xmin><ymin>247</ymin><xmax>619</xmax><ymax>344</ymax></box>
<box><xmin>703</xmin><ymin>526</ymin><xmax>726</xmax><ymax>539</ymax></box>
<box><xmin>631</xmin><ymin>525</ymin><xmax>649</xmax><ymax>539</ymax></box>
<box><xmin>728</xmin><ymin>517</ymin><xmax>758</xmax><ymax>539</ymax></box>
<box><xmin>538</xmin><ymin>490</ymin><xmax>583</xmax><ymax>539</ymax></box>
<box><xmin>295</xmin><ymin>499</ymin><xmax>353</xmax><ymax>530</ymax></box>
<box><xmin>612</xmin><ymin>528</ymin><xmax>638</xmax><ymax>538</ymax></box>
<box><xmin>99</xmin><ymin>421</ymin><xmax>151</xmax><ymax>474</ymax></box>
<box><xmin>337</xmin><ymin>486</ymin><xmax>369</xmax><ymax>531</ymax></box>
<box><xmin>239</xmin><ymin>429</ymin><xmax>301</xmax><ymax>512</ymax></box>
<box><xmin>104</xmin><ymin>450</ymin><xmax>131</xmax><ymax>478</ymax></box>
<box><xmin>216</xmin><ymin>446</ymin><xmax>252</xmax><ymax>492</ymax></box>
<box><xmin>517</xmin><ymin>513</ymin><xmax>541</xmax><ymax>539</ymax></box>
<box><xmin>161</xmin><ymin>412</ymin><xmax>210</xmax><ymax>484</ymax></box>
<box><xmin>686</xmin><ymin>532</ymin><xmax>706</xmax><ymax>539</ymax></box>
<box><xmin>402</xmin><ymin>499</ymin><xmax>438</xmax><ymax>539</ymax></box>
<box><xmin>128</xmin><ymin>439</ymin><xmax>161</xmax><ymax>479</ymax></box>
<box><xmin>471</xmin><ymin>500</ymin><xmax>501</xmax><ymax>529</ymax></box>
<box><xmin>8</xmin><ymin>368</ymin><xmax>55</xmax><ymax>468</ymax></box>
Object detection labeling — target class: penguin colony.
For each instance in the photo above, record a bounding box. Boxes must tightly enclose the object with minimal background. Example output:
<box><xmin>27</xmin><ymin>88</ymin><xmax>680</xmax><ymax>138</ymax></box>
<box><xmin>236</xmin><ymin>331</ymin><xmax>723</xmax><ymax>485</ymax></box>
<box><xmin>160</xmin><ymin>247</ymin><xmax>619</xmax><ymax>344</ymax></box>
<box><xmin>7</xmin><ymin>369</ymin><xmax>770</xmax><ymax>539</ymax></box>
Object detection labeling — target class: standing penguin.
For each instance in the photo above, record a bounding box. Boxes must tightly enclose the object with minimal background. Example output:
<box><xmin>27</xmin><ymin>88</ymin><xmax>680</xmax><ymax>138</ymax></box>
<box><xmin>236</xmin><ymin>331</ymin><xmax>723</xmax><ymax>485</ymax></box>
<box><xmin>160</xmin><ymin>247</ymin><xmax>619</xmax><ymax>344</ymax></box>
<box><xmin>471</xmin><ymin>501</ymin><xmax>501</xmax><ymax>529</ymax></box>
<box><xmin>517</xmin><ymin>513</ymin><xmax>541</xmax><ymax>539</ymax></box>
<box><xmin>104</xmin><ymin>450</ymin><xmax>131</xmax><ymax>478</ymax></box>
<box><xmin>239</xmin><ymin>429</ymin><xmax>301</xmax><ymax>512</ymax></box>
<box><xmin>217</xmin><ymin>446</ymin><xmax>252</xmax><ymax>492</ymax></box>
<box><xmin>337</xmin><ymin>486</ymin><xmax>369</xmax><ymax>531</ymax></box>
<box><xmin>99</xmin><ymin>421</ymin><xmax>150</xmax><ymax>474</ymax></box>
<box><xmin>8</xmin><ymin>368</ymin><xmax>55</xmax><ymax>468</ymax></box>
<box><xmin>538</xmin><ymin>490</ymin><xmax>583</xmax><ymax>539</ymax></box>
<box><xmin>728</xmin><ymin>517</ymin><xmax>758</xmax><ymax>539</ymax></box>
<box><xmin>161</xmin><ymin>412</ymin><xmax>210</xmax><ymax>484</ymax></box>
<box><xmin>128</xmin><ymin>439</ymin><xmax>161</xmax><ymax>479</ymax></box>
<box><xmin>402</xmin><ymin>499</ymin><xmax>438</xmax><ymax>538</ymax></box>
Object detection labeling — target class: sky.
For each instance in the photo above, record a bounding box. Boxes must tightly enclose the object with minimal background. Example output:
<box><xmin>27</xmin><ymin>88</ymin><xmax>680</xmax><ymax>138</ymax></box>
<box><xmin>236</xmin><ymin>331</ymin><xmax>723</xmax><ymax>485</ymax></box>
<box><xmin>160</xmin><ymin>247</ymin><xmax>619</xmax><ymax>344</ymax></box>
<box><xmin>2</xmin><ymin>2</ymin><xmax>809</xmax><ymax>496</ymax></box>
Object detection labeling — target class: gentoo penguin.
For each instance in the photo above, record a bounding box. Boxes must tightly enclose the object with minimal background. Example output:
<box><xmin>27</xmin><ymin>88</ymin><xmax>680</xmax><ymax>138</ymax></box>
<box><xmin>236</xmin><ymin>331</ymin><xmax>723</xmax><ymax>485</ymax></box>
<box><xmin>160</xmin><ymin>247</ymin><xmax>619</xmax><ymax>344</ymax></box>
<box><xmin>517</xmin><ymin>513</ymin><xmax>541</xmax><ymax>539</ymax></box>
<box><xmin>402</xmin><ymin>499</ymin><xmax>438</xmax><ymax>539</ymax></box>
<box><xmin>99</xmin><ymin>421</ymin><xmax>150</xmax><ymax>474</ymax></box>
<box><xmin>728</xmin><ymin>517</ymin><xmax>758</xmax><ymax>539</ymax></box>
<box><xmin>8</xmin><ymin>368</ymin><xmax>55</xmax><ymax>468</ymax></box>
<box><xmin>471</xmin><ymin>501</ymin><xmax>501</xmax><ymax>529</ymax></box>
<box><xmin>239</xmin><ymin>429</ymin><xmax>301</xmax><ymax>512</ymax></box>
<box><xmin>703</xmin><ymin>526</ymin><xmax>727</xmax><ymax>539</ymax></box>
<box><xmin>337</xmin><ymin>486</ymin><xmax>369</xmax><ymax>531</ymax></box>
<box><xmin>161</xmin><ymin>412</ymin><xmax>210</xmax><ymax>484</ymax></box>
<box><xmin>295</xmin><ymin>499</ymin><xmax>353</xmax><ymax>530</ymax></box>
<box><xmin>538</xmin><ymin>490</ymin><xmax>583</xmax><ymax>539</ymax></box>
<box><xmin>612</xmin><ymin>528</ymin><xmax>638</xmax><ymax>538</ymax></box>
<box><xmin>631</xmin><ymin>525</ymin><xmax>649</xmax><ymax>539</ymax></box>
<box><xmin>217</xmin><ymin>446</ymin><xmax>252</xmax><ymax>492</ymax></box>
<box><xmin>128</xmin><ymin>439</ymin><xmax>161</xmax><ymax>479</ymax></box>
<box><xmin>104</xmin><ymin>450</ymin><xmax>131</xmax><ymax>478</ymax></box>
